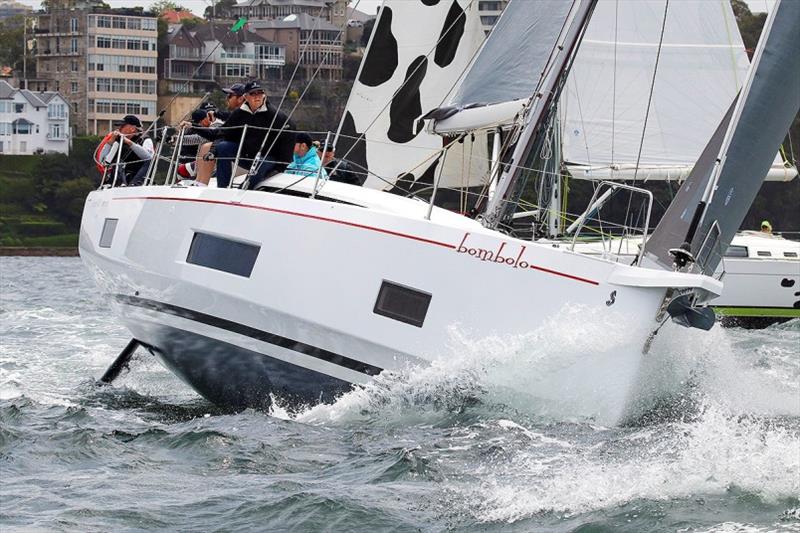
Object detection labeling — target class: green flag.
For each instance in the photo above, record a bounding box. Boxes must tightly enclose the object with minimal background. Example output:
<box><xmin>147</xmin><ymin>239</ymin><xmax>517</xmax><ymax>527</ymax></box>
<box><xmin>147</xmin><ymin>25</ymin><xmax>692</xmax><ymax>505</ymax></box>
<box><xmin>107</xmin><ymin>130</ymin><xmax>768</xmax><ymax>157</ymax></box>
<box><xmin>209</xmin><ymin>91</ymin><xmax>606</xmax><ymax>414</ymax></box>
<box><xmin>231</xmin><ymin>17</ymin><xmax>247</xmax><ymax>32</ymax></box>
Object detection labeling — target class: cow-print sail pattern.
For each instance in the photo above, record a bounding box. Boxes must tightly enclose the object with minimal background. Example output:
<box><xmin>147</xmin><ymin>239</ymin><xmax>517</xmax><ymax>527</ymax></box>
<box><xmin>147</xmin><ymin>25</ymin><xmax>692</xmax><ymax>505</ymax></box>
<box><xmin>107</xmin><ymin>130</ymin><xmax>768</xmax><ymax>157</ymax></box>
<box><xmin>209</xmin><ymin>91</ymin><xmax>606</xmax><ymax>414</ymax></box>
<box><xmin>388</xmin><ymin>56</ymin><xmax>428</xmax><ymax>144</ymax></box>
<box><xmin>336</xmin><ymin>111</ymin><xmax>369</xmax><ymax>177</ymax></box>
<box><xmin>435</xmin><ymin>0</ymin><xmax>467</xmax><ymax>68</ymax></box>
<box><xmin>358</xmin><ymin>7</ymin><xmax>399</xmax><ymax>87</ymax></box>
<box><xmin>422</xmin><ymin>0</ymin><xmax>441</xmax><ymax>5</ymax></box>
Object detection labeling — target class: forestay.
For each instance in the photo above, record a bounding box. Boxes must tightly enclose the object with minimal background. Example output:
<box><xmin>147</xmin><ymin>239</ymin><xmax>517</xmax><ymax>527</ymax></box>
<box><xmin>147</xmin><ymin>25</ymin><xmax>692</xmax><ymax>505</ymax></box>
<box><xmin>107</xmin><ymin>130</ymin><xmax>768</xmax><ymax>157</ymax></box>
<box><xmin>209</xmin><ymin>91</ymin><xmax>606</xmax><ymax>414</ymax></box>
<box><xmin>336</xmin><ymin>0</ymin><xmax>487</xmax><ymax>191</ymax></box>
<box><xmin>560</xmin><ymin>0</ymin><xmax>795</xmax><ymax>182</ymax></box>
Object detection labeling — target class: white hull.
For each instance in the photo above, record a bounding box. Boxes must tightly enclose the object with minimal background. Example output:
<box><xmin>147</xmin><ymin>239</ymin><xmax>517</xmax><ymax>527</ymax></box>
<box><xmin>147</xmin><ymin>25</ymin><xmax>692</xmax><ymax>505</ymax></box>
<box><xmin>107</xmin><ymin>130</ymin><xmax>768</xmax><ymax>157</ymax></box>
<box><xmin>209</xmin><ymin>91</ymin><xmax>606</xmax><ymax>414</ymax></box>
<box><xmin>79</xmin><ymin>179</ymin><xmax>720</xmax><ymax>423</ymax></box>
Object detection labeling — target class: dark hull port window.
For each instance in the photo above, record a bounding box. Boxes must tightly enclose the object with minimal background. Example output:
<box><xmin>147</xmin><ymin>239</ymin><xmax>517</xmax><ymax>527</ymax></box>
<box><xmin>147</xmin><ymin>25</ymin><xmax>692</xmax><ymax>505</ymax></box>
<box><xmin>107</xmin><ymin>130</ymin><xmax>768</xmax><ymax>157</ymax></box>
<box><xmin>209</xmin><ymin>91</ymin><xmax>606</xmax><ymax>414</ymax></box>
<box><xmin>99</xmin><ymin>218</ymin><xmax>118</xmax><ymax>248</ymax></box>
<box><xmin>724</xmin><ymin>245</ymin><xmax>748</xmax><ymax>258</ymax></box>
<box><xmin>373</xmin><ymin>280</ymin><xmax>432</xmax><ymax>328</ymax></box>
<box><xmin>187</xmin><ymin>232</ymin><xmax>260</xmax><ymax>277</ymax></box>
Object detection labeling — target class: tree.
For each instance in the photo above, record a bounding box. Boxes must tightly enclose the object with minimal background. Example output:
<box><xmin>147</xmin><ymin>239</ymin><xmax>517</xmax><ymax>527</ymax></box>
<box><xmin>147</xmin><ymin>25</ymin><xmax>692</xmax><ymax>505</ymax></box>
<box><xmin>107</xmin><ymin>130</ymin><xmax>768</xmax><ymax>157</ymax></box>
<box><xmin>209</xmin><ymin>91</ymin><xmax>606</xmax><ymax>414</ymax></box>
<box><xmin>150</xmin><ymin>0</ymin><xmax>188</xmax><ymax>15</ymax></box>
<box><xmin>0</xmin><ymin>15</ymin><xmax>25</xmax><ymax>73</ymax></box>
<box><xmin>360</xmin><ymin>18</ymin><xmax>375</xmax><ymax>47</ymax></box>
<box><xmin>204</xmin><ymin>0</ymin><xmax>238</xmax><ymax>20</ymax></box>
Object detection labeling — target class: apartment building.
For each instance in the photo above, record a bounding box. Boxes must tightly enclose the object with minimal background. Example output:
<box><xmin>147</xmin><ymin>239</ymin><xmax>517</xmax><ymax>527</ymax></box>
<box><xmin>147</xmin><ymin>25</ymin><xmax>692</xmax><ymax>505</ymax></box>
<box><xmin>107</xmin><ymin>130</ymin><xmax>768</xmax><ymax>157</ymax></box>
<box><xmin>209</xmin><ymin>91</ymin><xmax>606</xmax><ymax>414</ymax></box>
<box><xmin>0</xmin><ymin>79</ymin><xmax>70</xmax><ymax>155</ymax></box>
<box><xmin>161</xmin><ymin>22</ymin><xmax>286</xmax><ymax>95</ymax></box>
<box><xmin>249</xmin><ymin>14</ymin><xmax>343</xmax><ymax>81</ymax></box>
<box><xmin>33</xmin><ymin>7</ymin><xmax>158</xmax><ymax>135</ymax></box>
<box><xmin>478</xmin><ymin>0</ymin><xmax>508</xmax><ymax>34</ymax></box>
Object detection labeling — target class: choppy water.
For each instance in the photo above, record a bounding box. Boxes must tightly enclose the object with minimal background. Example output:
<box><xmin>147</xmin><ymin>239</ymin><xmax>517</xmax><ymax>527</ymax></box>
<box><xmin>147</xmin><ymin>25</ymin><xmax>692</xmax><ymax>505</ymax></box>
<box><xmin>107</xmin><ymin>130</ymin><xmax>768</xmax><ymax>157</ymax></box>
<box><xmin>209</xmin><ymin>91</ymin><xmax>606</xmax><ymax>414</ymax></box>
<box><xmin>1</xmin><ymin>257</ymin><xmax>798</xmax><ymax>532</ymax></box>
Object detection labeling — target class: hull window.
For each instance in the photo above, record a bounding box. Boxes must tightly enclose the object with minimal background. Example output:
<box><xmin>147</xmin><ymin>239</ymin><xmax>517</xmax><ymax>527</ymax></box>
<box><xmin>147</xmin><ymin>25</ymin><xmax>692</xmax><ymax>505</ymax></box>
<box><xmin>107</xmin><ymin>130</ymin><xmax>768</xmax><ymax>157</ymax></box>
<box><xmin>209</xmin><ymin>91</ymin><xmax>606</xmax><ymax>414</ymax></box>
<box><xmin>724</xmin><ymin>245</ymin><xmax>748</xmax><ymax>258</ymax></box>
<box><xmin>187</xmin><ymin>232</ymin><xmax>260</xmax><ymax>277</ymax></box>
<box><xmin>99</xmin><ymin>218</ymin><xmax>118</xmax><ymax>248</ymax></box>
<box><xmin>373</xmin><ymin>280</ymin><xmax>432</xmax><ymax>328</ymax></box>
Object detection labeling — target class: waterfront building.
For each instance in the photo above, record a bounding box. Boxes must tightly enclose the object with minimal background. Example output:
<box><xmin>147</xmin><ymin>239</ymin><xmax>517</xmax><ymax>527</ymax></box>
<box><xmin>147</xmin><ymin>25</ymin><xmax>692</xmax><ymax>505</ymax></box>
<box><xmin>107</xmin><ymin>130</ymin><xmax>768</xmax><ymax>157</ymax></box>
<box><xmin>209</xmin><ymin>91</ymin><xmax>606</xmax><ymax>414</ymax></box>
<box><xmin>478</xmin><ymin>0</ymin><xmax>508</xmax><ymax>34</ymax></box>
<box><xmin>32</xmin><ymin>6</ymin><xmax>158</xmax><ymax>135</ymax></box>
<box><xmin>0</xmin><ymin>79</ymin><xmax>70</xmax><ymax>155</ymax></box>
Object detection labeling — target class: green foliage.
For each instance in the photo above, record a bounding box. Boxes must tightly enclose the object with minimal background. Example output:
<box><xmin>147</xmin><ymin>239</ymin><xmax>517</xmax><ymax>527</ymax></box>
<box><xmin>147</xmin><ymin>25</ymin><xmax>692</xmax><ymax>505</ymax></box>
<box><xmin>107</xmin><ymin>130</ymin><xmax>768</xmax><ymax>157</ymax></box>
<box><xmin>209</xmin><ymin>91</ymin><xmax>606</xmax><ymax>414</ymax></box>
<box><xmin>150</xmin><ymin>0</ymin><xmax>187</xmax><ymax>15</ymax></box>
<box><xmin>205</xmin><ymin>0</ymin><xmax>237</xmax><ymax>19</ymax></box>
<box><xmin>0</xmin><ymin>15</ymin><xmax>25</xmax><ymax>73</ymax></box>
<box><xmin>52</xmin><ymin>178</ymin><xmax>94</xmax><ymax>225</ymax></box>
<box><xmin>0</xmin><ymin>177</ymin><xmax>36</xmax><ymax>206</ymax></box>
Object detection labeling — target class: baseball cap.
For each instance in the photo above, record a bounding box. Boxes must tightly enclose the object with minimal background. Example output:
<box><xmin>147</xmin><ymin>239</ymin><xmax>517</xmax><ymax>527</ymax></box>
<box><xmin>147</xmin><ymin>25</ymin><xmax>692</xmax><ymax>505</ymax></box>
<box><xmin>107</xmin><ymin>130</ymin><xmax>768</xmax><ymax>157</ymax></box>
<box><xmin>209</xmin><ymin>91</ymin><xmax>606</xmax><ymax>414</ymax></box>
<box><xmin>222</xmin><ymin>83</ymin><xmax>246</xmax><ymax>96</ymax></box>
<box><xmin>244</xmin><ymin>80</ymin><xmax>264</xmax><ymax>94</ymax></box>
<box><xmin>191</xmin><ymin>108</ymin><xmax>208</xmax><ymax>123</ymax></box>
<box><xmin>115</xmin><ymin>114</ymin><xmax>142</xmax><ymax>128</ymax></box>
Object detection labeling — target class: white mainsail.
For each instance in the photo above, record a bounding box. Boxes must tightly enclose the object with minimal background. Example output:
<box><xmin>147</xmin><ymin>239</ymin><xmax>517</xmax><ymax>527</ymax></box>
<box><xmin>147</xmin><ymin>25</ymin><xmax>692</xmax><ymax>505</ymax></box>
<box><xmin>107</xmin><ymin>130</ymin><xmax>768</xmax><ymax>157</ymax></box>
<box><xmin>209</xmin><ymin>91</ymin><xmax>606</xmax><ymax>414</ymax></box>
<box><xmin>560</xmin><ymin>0</ymin><xmax>796</xmax><ymax>182</ymax></box>
<box><xmin>336</xmin><ymin>0</ymin><xmax>487</xmax><ymax>191</ymax></box>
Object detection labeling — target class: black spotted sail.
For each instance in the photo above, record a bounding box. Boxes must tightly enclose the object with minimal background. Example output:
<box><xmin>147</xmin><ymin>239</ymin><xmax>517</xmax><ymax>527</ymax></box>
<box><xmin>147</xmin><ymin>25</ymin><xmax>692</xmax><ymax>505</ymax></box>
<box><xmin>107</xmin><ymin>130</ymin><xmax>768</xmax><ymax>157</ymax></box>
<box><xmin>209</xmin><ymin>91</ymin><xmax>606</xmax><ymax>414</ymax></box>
<box><xmin>644</xmin><ymin>0</ymin><xmax>800</xmax><ymax>273</ymax></box>
<box><xmin>335</xmin><ymin>0</ymin><xmax>487</xmax><ymax>193</ymax></box>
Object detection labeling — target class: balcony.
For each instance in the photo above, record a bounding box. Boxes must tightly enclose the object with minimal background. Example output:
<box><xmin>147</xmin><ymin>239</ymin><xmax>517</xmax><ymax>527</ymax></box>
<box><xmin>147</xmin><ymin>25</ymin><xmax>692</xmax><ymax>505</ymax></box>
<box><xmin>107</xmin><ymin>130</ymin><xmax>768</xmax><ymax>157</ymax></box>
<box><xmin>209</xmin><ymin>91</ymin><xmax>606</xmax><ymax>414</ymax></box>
<box><xmin>169</xmin><ymin>45</ymin><xmax>202</xmax><ymax>59</ymax></box>
<box><xmin>165</xmin><ymin>59</ymin><xmax>214</xmax><ymax>81</ymax></box>
<box><xmin>47</xmin><ymin>113</ymin><xmax>68</xmax><ymax>120</ymax></box>
<box><xmin>35</xmin><ymin>49</ymin><xmax>81</xmax><ymax>57</ymax></box>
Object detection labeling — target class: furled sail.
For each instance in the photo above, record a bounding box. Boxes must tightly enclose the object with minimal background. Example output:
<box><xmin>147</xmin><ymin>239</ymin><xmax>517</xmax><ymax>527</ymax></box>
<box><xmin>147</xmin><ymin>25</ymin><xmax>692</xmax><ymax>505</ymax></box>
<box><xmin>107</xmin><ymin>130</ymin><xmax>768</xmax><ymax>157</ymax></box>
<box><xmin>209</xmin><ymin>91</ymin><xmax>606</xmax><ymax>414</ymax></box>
<box><xmin>560</xmin><ymin>0</ymin><xmax>796</xmax><ymax>182</ymax></box>
<box><xmin>644</xmin><ymin>0</ymin><xmax>800</xmax><ymax>273</ymax></box>
<box><xmin>431</xmin><ymin>0</ymin><xmax>575</xmax><ymax>134</ymax></box>
<box><xmin>335</xmin><ymin>0</ymin><xmax>487</xmax><ymax>191</ymax></box>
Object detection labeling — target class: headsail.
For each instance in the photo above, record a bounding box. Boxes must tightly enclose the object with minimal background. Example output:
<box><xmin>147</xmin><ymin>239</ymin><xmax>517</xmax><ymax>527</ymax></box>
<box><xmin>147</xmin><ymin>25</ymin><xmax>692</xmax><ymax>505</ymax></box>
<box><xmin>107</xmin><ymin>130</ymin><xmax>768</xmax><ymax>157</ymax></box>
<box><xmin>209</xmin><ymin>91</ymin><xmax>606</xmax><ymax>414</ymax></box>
<box><xmin>560</xmin><ymin>0</ymin><xmax>796</xmax><ymax>182</ymax></box>
<box><xmin>644</xmin><ymin>0</ymin><xmax>800</xmax><ymax>273</ymax></box>
<box><xmin>335</xmin><ymin>0</ymin><xmax>486</xmax><ymax>191</ymax></box>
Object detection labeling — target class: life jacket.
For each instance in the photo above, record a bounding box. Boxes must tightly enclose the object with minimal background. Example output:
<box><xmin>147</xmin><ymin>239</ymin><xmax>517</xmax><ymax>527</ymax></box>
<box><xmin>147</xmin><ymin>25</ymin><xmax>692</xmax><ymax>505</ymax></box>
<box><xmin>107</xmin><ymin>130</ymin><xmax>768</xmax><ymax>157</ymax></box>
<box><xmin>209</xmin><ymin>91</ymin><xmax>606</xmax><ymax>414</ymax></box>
<box><xmin>94</xmin><ymin>132</ymin><xmax>116</xmax><ymax>174</ymax></box>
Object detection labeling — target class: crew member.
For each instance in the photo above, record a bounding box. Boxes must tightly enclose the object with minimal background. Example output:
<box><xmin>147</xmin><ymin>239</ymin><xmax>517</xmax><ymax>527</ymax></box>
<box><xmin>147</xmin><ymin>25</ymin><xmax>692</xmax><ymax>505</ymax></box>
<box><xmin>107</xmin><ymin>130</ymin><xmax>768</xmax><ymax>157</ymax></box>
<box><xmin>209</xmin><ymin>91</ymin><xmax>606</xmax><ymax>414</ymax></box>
<box><xmin>761</xmin><ymin>220</ymin><xmax>773</xmax><ymax>234</ymax></box>
<box><xmin>215</xmin><ymin>80</ymin><xmax>296</xmax><ymax>189</ymax></box>
<box><xmin>100</xmin><ymin>115</ymin><xmax>154</xmax><ymax>186</ymax></box>
<box><xmin>321</xmin><ymin>145</ymin><xmax>363</xmax><ymax>185</ymax></box>
<box><xmin>286</xmin><ymin>133</ymin><xmax>326</xmax><ymax>178</ymax></box>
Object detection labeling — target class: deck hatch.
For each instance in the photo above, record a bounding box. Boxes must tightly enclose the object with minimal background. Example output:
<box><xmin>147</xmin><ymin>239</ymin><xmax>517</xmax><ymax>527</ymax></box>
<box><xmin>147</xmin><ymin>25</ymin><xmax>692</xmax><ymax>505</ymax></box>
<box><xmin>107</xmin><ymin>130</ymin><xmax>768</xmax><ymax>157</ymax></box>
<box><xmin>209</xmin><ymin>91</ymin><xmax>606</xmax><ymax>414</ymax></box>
<box><xmin>99</xmin><ymin>218</ymin><xmax>118</xmax><ymax>248</ymax></box>
<box><xmin>373</xmin><ymin>280</ymin><xmax>431</xmax><ymax>328</ymax></box>
<box><xmin>187</xmin><ymin>232</ymin><xmax>260</xmax><ymax>277</ymax></box>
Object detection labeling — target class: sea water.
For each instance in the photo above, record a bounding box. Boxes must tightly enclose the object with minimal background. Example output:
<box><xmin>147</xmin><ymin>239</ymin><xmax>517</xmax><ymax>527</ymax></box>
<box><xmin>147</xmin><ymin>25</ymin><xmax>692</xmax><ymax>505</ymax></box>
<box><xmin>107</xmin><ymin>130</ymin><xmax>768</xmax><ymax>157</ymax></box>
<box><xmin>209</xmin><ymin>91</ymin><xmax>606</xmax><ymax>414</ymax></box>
<box><xmin>1</xmin><ymin>257</ymin><xmax>798</xmax><ymax>532</ymax></box>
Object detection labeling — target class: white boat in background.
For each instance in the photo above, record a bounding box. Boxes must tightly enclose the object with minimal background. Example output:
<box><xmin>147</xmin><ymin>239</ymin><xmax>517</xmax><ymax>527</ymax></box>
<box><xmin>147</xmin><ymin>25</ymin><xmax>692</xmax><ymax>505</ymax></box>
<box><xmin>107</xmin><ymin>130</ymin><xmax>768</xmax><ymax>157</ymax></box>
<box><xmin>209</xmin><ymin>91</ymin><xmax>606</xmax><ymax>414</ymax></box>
<box><xmin>571</xmin><ymin>231</ymin><xmax>800</xmax><ymax>326</ymax></box>
<box><xmin>79</xmin><ymin>0</ymin><xmax>799</xmax><ymax>423</ymax></box>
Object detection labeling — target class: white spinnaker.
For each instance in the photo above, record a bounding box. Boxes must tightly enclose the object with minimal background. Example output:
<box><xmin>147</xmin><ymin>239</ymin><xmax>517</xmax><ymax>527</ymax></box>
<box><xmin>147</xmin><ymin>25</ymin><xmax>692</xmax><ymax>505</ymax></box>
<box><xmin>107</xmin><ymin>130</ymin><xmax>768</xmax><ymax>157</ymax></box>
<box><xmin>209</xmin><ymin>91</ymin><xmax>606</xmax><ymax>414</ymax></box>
<box><xmin>560</xmin><ymin>0</ymin><xmax>795</xmax><ymax>182</ymax></box>
<box><xmin>338</xmin><ymin>0</ymin><xmax>487</xmax><ymax>191</ymax></box>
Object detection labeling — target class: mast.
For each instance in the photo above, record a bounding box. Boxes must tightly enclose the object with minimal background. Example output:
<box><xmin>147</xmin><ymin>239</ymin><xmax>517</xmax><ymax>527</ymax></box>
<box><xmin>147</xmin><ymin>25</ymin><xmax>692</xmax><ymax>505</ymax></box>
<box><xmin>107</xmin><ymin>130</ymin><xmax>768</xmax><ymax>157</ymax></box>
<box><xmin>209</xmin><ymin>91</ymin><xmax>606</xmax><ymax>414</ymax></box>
<box><xmin>482</xmin><ymin>0</ymin><xmax>597</xmax><ymax>229</ymax></box>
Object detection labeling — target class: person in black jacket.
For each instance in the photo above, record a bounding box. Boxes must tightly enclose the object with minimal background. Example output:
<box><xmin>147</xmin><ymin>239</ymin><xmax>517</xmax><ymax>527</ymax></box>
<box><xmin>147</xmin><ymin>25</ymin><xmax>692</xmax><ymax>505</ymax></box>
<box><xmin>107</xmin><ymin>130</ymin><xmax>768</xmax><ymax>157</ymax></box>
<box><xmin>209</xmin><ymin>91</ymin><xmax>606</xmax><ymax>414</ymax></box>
<box><xmin>214</xmin><ymin>80</ymin><xmax>296</xmax><ymax>188</ymax></box>
<box><xmin>321</xmin><ymin>145</ymin><xmax>364</xmax><ymax>186</ymax></box>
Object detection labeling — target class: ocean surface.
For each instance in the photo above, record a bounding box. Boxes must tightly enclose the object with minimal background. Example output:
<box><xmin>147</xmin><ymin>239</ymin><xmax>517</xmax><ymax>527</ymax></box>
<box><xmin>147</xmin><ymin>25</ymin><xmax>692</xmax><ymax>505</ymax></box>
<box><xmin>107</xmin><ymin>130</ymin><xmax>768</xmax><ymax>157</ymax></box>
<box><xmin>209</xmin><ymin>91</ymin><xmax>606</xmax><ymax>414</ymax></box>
<box><xmin>1</xmin><ymin>256</ymin><xmax>798</xmax><ymax>532</ymax></box>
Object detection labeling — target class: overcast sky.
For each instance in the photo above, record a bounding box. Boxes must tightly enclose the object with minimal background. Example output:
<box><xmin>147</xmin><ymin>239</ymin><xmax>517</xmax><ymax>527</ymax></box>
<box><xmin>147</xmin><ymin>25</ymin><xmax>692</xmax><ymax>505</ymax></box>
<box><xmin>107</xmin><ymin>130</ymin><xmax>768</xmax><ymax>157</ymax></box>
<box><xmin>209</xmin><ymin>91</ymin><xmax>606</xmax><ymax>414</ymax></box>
<box><xmin>15</xmin><ymin>0</ymin><xmax>774</xmax><ymax>19</ymax></box>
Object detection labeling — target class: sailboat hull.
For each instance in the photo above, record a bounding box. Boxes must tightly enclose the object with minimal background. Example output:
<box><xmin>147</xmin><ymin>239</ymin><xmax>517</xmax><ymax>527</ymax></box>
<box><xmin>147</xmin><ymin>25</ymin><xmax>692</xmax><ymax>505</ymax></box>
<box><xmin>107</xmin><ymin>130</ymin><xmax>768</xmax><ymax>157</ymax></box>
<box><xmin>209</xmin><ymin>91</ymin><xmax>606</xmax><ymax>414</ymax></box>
<box><xmin>79</xmin><ymin>183</ymin><xmax>720</xmax><ymax>423</ymax></box>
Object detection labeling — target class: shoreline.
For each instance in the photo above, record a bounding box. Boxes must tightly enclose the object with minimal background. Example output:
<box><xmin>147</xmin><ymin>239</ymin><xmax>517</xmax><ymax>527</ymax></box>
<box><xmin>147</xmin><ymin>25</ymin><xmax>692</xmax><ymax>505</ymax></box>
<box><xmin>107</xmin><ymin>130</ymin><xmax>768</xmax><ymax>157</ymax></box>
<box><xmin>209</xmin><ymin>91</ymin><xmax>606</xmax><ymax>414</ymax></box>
<box><xmin>0</xmin><ymin>247</ymin><xmax>79</xmax><ymax>257</ymax></box>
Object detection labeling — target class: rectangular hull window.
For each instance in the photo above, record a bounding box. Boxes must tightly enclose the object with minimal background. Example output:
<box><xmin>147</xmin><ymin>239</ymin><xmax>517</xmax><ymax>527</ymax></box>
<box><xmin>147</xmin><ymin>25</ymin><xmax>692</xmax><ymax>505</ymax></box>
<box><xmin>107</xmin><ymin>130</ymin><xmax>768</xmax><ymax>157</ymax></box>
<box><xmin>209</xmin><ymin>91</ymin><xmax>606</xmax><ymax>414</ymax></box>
<box><xmin>187</xmin><ymin>232</ymin><xmax>260</xmax><ymax>277</ymax></box>
<box><xmin>99</xmin><ymin>218</ymin><xmax>118</xmax><ymax>248</ymax></box>
<box><xmin>373</xmin><ymin>280</ymin><xmax>432</xmax><ymax>328</ymax></box>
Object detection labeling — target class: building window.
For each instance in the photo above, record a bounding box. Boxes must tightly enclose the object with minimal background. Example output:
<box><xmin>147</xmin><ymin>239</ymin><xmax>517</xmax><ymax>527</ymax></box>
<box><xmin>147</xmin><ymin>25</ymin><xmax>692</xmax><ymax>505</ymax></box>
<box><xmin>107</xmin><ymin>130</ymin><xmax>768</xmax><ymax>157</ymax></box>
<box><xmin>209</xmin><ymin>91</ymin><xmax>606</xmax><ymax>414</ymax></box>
<box><xmin>71</xmin><ymin>60</ymin><xmax>78</xmax><ymax>72</ymax></box>
<box><xmin>49</xmin><ymin>123</ymin><xmax>64</xmax><ymax>140</ymax></box>
<box><xmin>0</xmin><ymin>123</ymin><xmax>11</xmax><ymax>135</ymax></box>
<box><xmin>70</xmin><ymin>82</ymin><xmax>78</xmax><ymax>93</ymax></box>
<box><xmin>14</xmin><ymin>103</ymin><xmax>24</xmax><ymax>113</ymax></box>
<box><xmin>70</xmin><ymin>38</ymin><xmax>78</xmax><ymax>53</ymax></box>
<box><xmin>70</xmin><ymin>17</ymin><xmax>78</xmax><ymax>32</ymax></box>
<box><xmin>97</xmin><ymin>15</ymin><xmax>112</xmax><ymax>28</ymax></box>
<box><xmin>72</xmin><ymin>102</ymin><xmax>78</xmax><ymax>112</ymax></box>
<box><xmin>13</xmin><ymin>121</ymin><xmax>32</xmax><ymax>134</ymax></box>
<box><xmin>478</xmin><ymin>1</ymin><xmax>502</xmax><ymax>11</ymax></box>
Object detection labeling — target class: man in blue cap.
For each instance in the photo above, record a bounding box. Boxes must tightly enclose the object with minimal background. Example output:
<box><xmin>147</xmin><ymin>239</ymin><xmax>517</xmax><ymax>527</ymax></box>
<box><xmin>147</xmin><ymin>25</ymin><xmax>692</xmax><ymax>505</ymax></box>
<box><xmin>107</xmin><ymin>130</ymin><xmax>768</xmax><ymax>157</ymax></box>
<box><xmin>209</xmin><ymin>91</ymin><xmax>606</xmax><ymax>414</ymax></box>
<box><xmin>221</xmin><ymin>82</ymin><xmax>246</xmax><ymax>115</ymax></box>
<box><xmin>214</xmin><ymin>80</ymin><xmax>296</xmax><ymax>188</ymax></box>
<box><xmin>99</xmin><ymin>114</ymin><xmax>154</xmax><ymax>186</ymax></box>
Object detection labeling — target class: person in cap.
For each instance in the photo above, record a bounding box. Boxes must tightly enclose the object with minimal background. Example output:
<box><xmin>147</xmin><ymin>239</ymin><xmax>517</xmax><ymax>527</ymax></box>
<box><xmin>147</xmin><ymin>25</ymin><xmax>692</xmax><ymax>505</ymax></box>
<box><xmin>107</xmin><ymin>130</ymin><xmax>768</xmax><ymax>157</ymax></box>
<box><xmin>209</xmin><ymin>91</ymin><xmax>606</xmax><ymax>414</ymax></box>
<box><xmin>286</xmin><ymin>132</ymin><xmax>326</xmax><ymax>178</ymax></box>
<box><xmin>222</xmin><ymin>82</ymin><xmax>246</xmax><ymax>112</ymax></box>
<box><xmin>215</xmin><ymin>80</ymin><xmax>296</xmax><ymax>188</ymax></box>
<box><xmin>99</xmin><ymin>115</ymin><xmax>154</xmax><ymax>186</ymax></box>
<box><xmin>320</xmin><ymin>145</ymin><xmax>363</xmax><ymax>186</ymax></box>
<box><xmin>177</xmin><ymin>103</ymin><xmax>224</xmax><ymax>181</ymax></box>
<box><xmin>761</xmin><ymin>220</ymin><xmax>773</xmax><ymax>234</ymax></box>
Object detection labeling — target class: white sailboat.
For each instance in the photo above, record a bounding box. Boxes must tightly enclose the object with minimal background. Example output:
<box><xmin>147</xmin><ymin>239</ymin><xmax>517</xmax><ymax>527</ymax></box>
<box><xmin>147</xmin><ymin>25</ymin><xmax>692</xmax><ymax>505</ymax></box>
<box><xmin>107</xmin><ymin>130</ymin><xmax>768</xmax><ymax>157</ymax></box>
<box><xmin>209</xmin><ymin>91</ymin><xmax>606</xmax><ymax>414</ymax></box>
<box><xmin>79</xmin><ymin>0</ymin><xmax>799</xmax><ymax>423</ymax></box>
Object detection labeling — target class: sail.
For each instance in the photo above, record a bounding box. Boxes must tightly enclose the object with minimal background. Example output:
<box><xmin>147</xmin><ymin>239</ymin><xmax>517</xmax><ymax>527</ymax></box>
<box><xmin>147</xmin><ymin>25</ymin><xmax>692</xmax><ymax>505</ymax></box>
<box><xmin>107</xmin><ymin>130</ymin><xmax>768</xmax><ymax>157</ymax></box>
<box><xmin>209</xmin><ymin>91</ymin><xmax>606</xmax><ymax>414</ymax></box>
<box><xmin>431</xmin><ymin>0</ymin><xmax>575</xmax><ymax>133</ymax></box>
<box><xmin>690</xmin><ymin>0</ymin><xmax>800</xmax><ymax>275</ymax></box>
<box><xmin>335</xmin><ymin>0</ymin><xmax>487</xmax><ymax>191</ymax></box>
<box><xmin>642</xmin><ymin>98</ymin><xmax>738</xmax><ymax>269</ymax></box>
<box><xmin>644</xmin><ymin>0</ymin><xmax>800</xmax><ymax>273</ymax></box>
<box><xmin>560</xmin><ymin>0</ymin><xmax>796</xmax><ymax>182</ymax></box>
